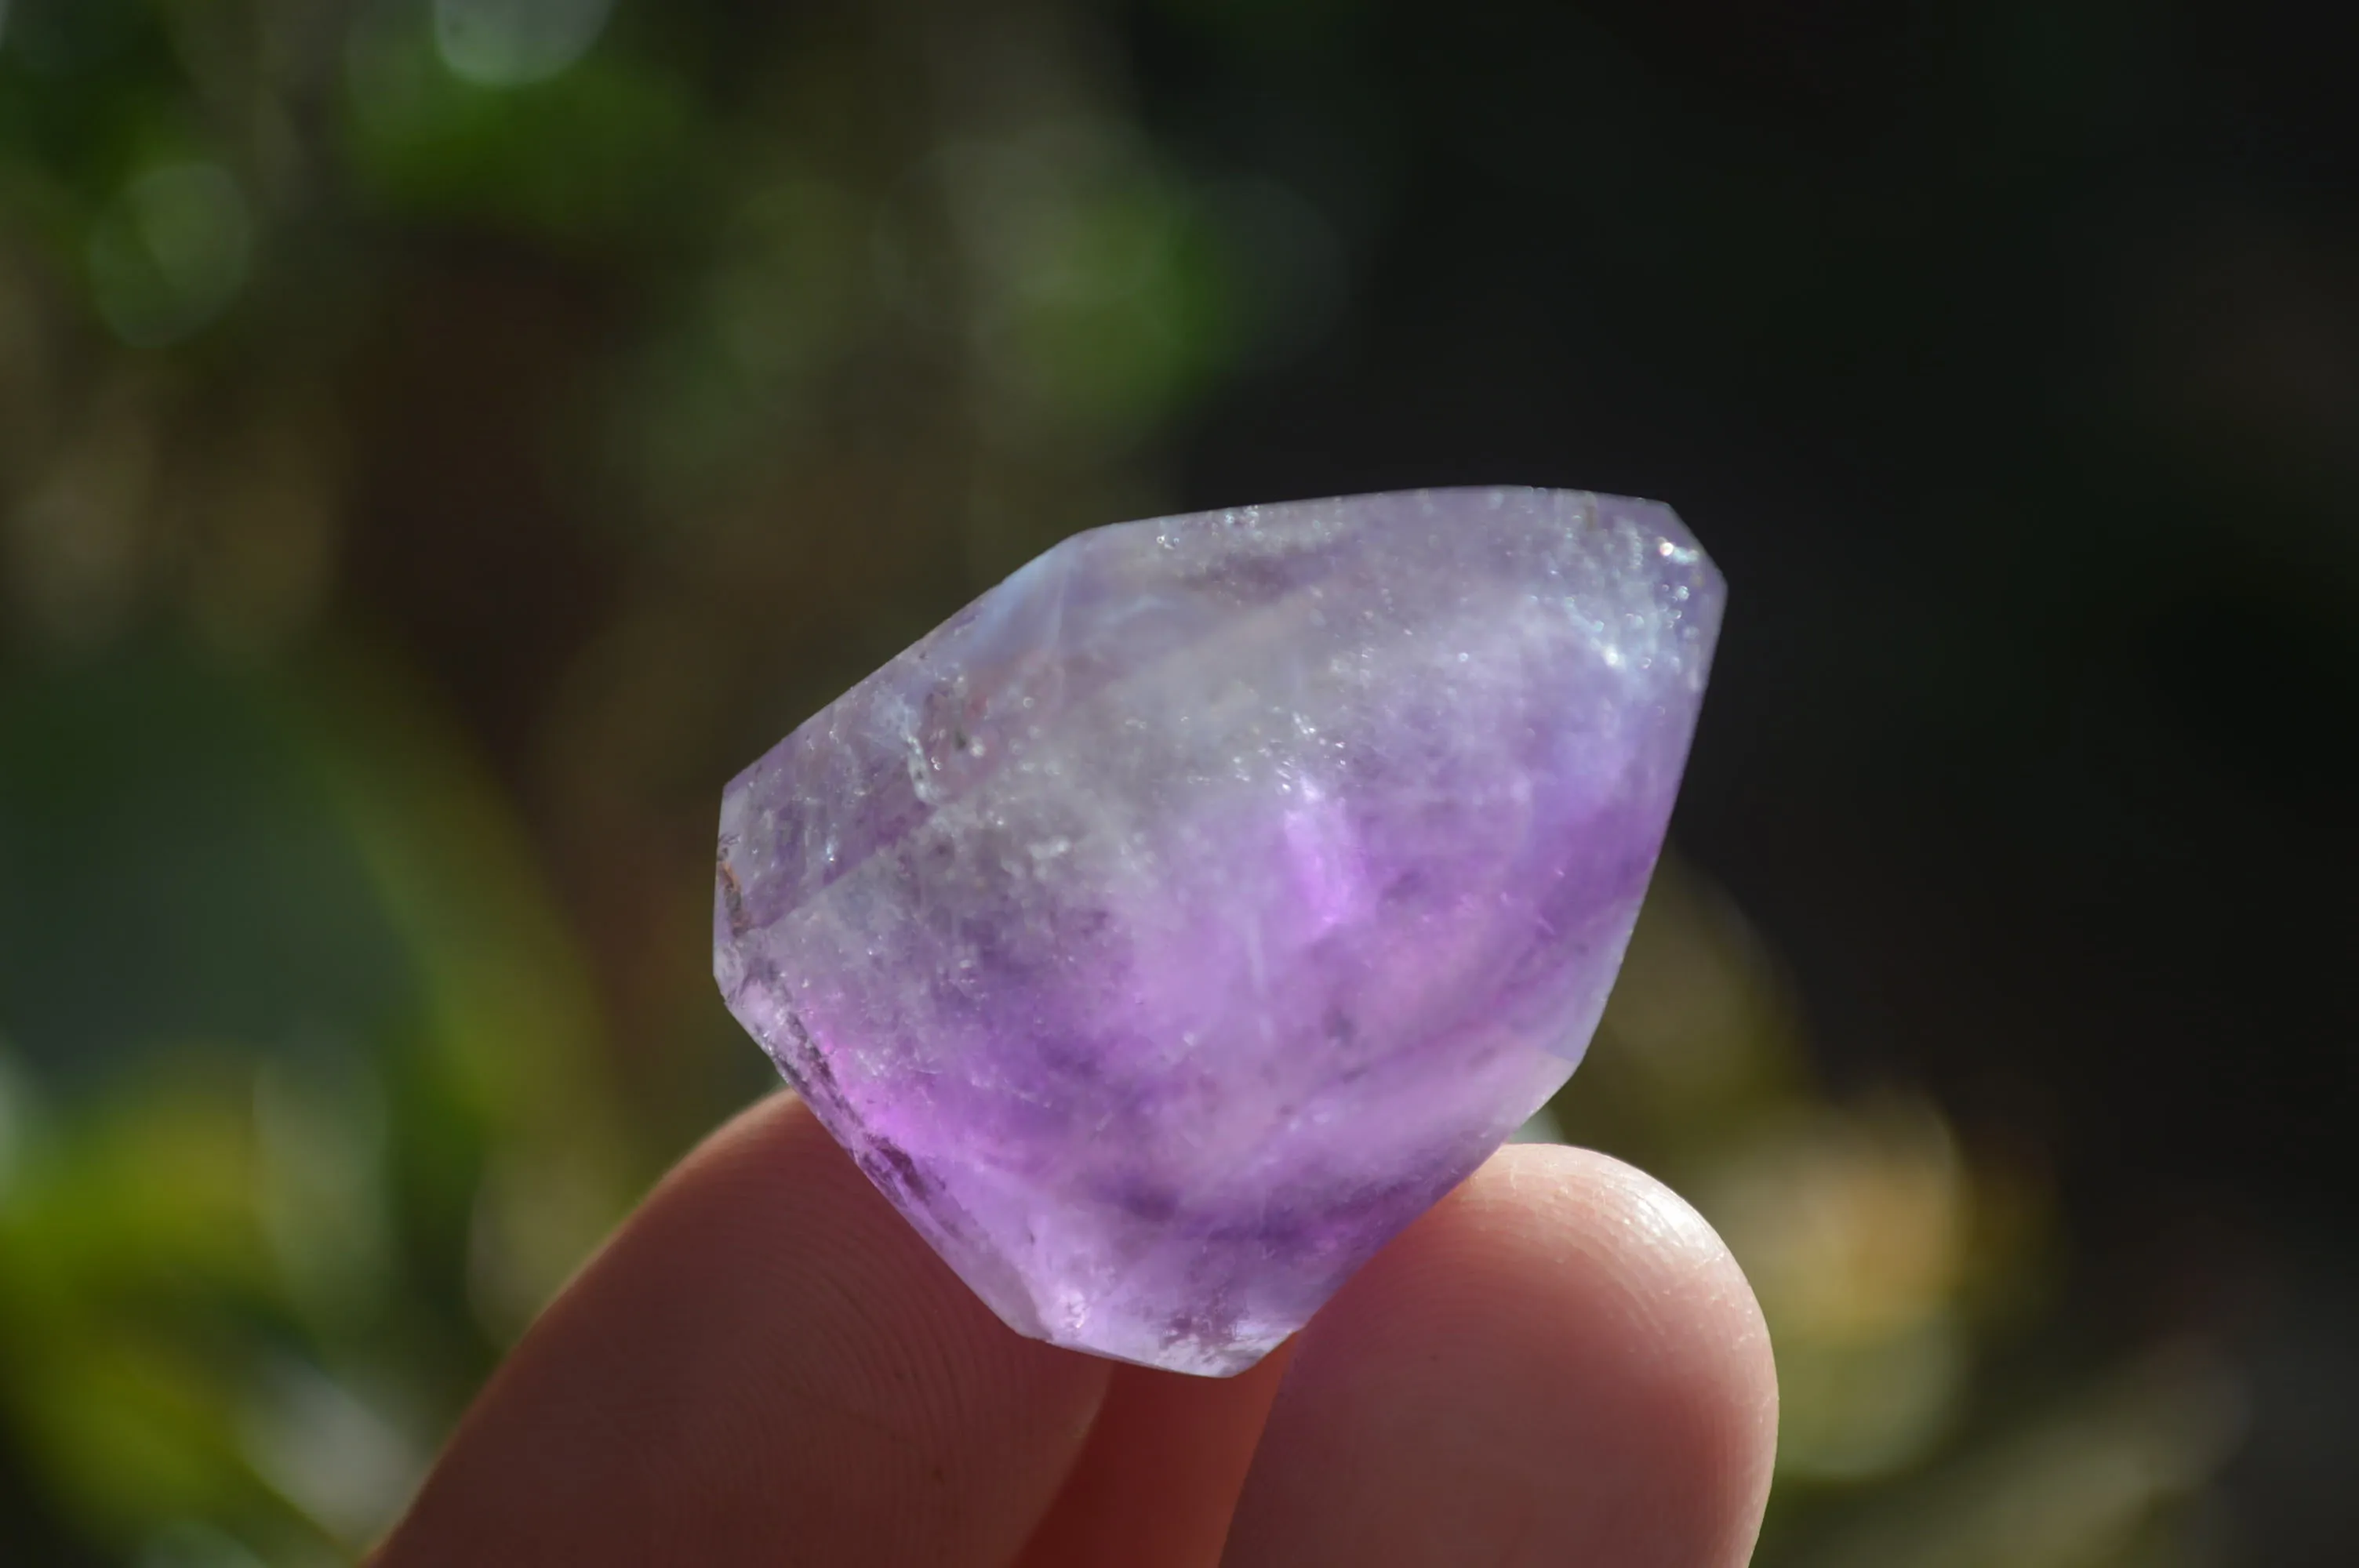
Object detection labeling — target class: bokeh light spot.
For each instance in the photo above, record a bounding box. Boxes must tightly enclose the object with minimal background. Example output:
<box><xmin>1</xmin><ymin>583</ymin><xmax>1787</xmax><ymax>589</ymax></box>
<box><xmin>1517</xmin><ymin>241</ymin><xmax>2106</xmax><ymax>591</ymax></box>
<box><xmin>433</xmin><ymin>0</ymin><xmax>616</xmax><ymax>88</ymax></box>
<box><xmin>85</xmin><ymin>163</ymin><xmax>252</xmax><ymax>347</ymax></box>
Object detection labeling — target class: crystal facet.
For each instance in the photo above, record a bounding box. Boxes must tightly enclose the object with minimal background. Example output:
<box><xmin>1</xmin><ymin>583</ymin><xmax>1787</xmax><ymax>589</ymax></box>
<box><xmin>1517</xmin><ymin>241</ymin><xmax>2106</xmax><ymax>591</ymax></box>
<box><xmin>714</xmin><ymin>488</ymin><xmax>1722</xmax><ymax>1374</ymax></box>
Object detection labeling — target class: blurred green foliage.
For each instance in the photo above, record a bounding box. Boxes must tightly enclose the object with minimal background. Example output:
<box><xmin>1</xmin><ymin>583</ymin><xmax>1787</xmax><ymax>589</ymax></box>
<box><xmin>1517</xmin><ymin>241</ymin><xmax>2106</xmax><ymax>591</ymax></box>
<box><xmin>0</xmin><ymin>642</ymin><xmax>629</xmax><ymax>1560</ymax></box>
<box><xmin>0</xmin><ymin>1</ymin><xmax>2261</xmax><ymax>1563</ymax></box>
<box><xmin>1565</xmin><ymin>868</ymin><xmax>2241</xmax><ymax>1566</ymax></box>
<box><xmin>0</xmin><ymin>1</ymin><xmax>1257</xmax><ymax>1556</ymax></box>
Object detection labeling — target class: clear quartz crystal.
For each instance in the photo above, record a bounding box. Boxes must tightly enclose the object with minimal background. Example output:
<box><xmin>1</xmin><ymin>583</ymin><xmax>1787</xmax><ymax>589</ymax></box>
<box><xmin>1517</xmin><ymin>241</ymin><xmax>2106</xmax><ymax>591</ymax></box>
<box><xmin>715</xmin><ymin>488</ymin><xmax>1723</xmax><ymax>1374</ymax></box>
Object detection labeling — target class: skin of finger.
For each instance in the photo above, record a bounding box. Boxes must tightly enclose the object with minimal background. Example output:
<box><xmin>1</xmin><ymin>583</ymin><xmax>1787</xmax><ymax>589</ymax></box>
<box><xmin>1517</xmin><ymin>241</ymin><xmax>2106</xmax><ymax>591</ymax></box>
<box><xmin>373</xmin><ymin>1094</ymin><xmax>1112</xmax><ymax>1568</ymax></box>
<box><xmin>1219</xmin><ymin>1145</ymin><xmax>1779</xmax><ymax>1568</ymax></box>
<box><xmin>1015</xmin><ymin>1345</ymin><xmax>1295</xmax><ymax>1568</ymax></box>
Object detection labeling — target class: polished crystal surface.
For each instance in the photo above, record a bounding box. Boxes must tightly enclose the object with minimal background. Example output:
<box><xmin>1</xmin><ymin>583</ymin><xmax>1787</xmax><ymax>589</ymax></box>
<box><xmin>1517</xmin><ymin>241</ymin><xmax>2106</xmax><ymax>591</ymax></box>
<box><xmin>714</xmin><ymin>488</ymin><xmax>1722</xmax><ymax>1374</ymax></box>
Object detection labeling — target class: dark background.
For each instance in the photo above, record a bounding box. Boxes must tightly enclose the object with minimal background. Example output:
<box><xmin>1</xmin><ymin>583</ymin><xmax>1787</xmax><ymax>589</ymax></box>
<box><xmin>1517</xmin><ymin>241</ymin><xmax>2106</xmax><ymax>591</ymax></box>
<box><xmin>2</xmin><ymin>1</ymin><xmax>2353</xmax><ymax>1563</ymax></box>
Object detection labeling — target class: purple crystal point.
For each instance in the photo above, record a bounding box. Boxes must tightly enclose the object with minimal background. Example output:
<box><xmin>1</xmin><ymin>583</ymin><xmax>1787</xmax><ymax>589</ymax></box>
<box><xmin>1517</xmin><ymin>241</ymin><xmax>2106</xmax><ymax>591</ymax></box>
<box><xmin>714</xmin><ymin>488</ymin><xmax>1722</xmax><ymax>1374</ymax></box>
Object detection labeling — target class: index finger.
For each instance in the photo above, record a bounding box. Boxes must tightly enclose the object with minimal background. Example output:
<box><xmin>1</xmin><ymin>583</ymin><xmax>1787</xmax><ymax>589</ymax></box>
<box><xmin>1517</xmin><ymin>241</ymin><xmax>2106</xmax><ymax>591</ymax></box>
<box><xmin>373</xmin><ymin>1093</ymin><xmax>1110</xmax><ymax>1567</ymax></box>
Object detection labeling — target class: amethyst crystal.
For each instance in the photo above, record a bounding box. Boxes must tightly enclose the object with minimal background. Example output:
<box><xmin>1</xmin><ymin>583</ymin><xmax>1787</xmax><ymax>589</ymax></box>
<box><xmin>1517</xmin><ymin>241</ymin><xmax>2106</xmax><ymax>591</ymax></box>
<box><xmin>714</xmin><ymin>488</ymin><xmax>1721</xmax><ymax>1374</ymax></box>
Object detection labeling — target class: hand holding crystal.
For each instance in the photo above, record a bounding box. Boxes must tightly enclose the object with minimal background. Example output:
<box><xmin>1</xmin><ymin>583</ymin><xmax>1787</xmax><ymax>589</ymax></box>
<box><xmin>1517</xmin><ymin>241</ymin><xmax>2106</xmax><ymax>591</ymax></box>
<box><xmin>377</xmin><ymin>491</ymin><xmax>1776</xmax><ymax>1563</ymax></box>
<box><xmin>374</xmin><ymin>1093</ymin><xmax>1776</xmax><ymax>1565</ymax></box>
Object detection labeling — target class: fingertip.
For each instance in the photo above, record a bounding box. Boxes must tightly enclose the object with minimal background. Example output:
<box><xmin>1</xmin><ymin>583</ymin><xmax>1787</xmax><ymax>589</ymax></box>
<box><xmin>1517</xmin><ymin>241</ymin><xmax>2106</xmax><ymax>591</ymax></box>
<box><xmin>1223</xmin><ymin>1143</ymin><xmax>1777</xmax><ymax>1568</ymax></box>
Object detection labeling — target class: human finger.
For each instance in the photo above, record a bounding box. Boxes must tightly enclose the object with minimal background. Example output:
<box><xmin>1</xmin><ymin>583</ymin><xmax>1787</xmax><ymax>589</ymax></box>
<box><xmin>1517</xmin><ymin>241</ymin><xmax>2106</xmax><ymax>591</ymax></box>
<box><xmin>1220</xmin><ymin>1143</ymin><xmax>1777</xmax><ymax>1567</ymax></box>
<box><xmin>374</xmin><ymin>1093</ymin><xmax>1112</xmax><ymax>1567</ymax></box>
<box><xmin>1014</xmin><ymin>1345</ymin><xmax>1293</xmax><ymax>1568</ymax></box>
